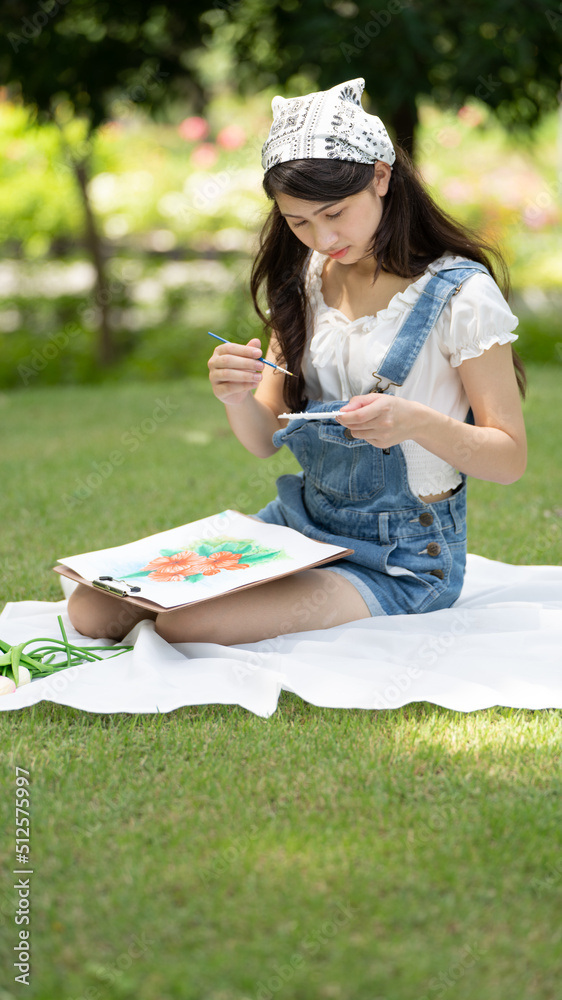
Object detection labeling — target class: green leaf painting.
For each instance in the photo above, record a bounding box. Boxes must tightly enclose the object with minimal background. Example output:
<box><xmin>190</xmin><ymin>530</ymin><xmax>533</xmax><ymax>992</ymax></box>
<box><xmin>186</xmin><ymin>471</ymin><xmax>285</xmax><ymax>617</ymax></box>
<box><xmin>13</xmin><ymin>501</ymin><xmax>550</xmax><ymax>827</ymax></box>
<box><xmin>124</xmin><ymin>537</ymin><xmax>286</xmax><ymax>584</ymax></box>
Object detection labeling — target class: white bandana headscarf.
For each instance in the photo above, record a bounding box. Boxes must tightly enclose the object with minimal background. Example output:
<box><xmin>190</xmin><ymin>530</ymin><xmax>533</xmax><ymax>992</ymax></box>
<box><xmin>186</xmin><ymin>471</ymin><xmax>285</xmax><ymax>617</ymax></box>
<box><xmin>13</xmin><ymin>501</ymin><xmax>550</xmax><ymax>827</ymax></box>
<box><xmin>261</xmin><ymin>78</ymin><xmax>395</xmax><ymax>172</ymax></box>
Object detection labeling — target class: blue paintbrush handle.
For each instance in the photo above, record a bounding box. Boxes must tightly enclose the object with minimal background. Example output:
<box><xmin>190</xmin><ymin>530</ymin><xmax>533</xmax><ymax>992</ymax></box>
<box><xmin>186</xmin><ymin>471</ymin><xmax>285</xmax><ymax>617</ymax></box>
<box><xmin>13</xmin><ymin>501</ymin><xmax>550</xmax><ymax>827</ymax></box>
<box><xmin>207</xmin><ymin>332</ymin><xmax>294</xmax><ymax>376</ymax></box>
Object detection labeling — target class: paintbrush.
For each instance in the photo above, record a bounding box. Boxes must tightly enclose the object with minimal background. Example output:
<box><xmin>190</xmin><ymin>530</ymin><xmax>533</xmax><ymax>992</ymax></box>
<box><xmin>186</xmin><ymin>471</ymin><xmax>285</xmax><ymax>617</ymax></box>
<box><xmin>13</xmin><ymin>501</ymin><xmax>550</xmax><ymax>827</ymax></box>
<box><xmin>207</xmin><ymin>331</ymin><xmax>295</xmax><ymax>377</ymax></box>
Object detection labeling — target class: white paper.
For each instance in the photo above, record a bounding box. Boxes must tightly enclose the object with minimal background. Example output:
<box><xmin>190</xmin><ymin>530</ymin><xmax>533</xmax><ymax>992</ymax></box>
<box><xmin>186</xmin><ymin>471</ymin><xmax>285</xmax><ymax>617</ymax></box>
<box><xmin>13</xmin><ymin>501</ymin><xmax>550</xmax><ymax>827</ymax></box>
<box><xmin>58</xmin><ymin>510</ymin><xmax>349</xmax><ymax>609</ymax></box>
<box><xmin>278</xmin><ymin>411</ymin><xmax>345</xmax><ymax>420</ymax></box>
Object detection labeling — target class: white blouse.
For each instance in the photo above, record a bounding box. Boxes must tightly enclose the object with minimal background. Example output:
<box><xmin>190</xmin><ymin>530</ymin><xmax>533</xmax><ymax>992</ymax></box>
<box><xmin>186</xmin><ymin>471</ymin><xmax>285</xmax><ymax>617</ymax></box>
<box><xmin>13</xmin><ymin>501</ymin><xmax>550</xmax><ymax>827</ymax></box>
<box><xmin>302</xmin><ymin>251</ymin><xmax>519</xmax><ymax>497</ymax></box>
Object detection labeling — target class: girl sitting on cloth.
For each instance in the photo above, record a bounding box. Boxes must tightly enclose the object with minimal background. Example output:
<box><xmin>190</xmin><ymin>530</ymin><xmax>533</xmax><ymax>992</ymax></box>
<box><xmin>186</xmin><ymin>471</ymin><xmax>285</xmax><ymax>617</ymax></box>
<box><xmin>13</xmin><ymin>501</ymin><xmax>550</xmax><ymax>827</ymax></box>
<box><xmin>68</xmin><ymin>78</ymin><xmax>527</xmax><ymax>645</ymax></box>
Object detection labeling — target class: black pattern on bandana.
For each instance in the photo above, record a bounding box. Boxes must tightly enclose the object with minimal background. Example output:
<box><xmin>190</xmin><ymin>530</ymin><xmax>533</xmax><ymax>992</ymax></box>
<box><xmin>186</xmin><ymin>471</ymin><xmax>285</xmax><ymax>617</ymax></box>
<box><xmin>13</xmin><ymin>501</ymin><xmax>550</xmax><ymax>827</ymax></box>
<box><xmin>261</xmin><ymin>77</ymin><xmax>395</xmax><ymax>172</ymax></box>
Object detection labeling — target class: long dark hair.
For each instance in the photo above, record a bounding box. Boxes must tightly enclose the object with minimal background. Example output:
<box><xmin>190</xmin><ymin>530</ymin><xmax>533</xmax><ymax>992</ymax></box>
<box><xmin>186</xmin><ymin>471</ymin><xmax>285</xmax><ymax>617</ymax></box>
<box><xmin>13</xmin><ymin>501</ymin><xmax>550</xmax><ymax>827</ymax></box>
<box><xmin>250</xmin><ymin>147</ymin><xmax>526</xmax><ymax>410</ymax></box>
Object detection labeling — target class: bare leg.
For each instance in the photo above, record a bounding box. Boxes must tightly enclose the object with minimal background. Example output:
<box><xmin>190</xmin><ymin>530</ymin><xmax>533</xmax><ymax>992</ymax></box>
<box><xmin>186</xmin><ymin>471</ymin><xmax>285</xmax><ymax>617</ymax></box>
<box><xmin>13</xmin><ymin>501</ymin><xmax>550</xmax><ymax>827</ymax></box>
<box><xmin>67</xmin><ymin>584</ymin><xmax>157</xmax><ymax>640</ymax></box>
<box><xmin>154</xmin><ymin>568</ymin><xmax>371</xmax><ymax>646</ymax></box>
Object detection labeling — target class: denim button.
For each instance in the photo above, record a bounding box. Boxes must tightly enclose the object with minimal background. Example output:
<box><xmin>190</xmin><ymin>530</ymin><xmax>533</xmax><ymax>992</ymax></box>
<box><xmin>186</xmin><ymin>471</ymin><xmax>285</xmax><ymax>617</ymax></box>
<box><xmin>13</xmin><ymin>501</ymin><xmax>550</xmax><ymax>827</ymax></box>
<box><xmin>419</xmin><ymin>512</ymin><xmax>434</xmax><ymax>526</ymax></box>
<box><xmin>344</xmin><ymin>428</ymin><xmax>354</xmax><ymax>440</ymax></box>
<box><xmin>427</xmin><ymin>542</ymin><xmax>441</xmax><ymax>557</ymax></box>
<box><xmin>429</xmin><ymin>568</ymin><xmax>444</xmax><ymax>579</ymax></box>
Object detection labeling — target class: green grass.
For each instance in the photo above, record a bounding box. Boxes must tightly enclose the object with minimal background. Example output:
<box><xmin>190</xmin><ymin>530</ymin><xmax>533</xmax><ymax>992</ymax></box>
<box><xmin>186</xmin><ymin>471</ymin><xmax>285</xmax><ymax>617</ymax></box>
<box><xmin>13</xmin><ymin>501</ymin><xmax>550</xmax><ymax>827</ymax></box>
<box><xmin>0</xmin><ymin>370</ymin><xmax>561</xmax><ymax>999</ymax></box>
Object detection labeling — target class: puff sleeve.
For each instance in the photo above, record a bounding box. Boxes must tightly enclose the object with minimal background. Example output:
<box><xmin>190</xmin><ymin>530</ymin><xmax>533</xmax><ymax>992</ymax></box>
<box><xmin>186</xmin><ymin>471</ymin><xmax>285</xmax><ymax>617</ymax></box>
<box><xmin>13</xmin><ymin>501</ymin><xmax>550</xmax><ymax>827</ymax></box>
<box><xmin>439</xmin><ymin>272</ymin><xmax>519</xmax><ymax>368</ymax></box>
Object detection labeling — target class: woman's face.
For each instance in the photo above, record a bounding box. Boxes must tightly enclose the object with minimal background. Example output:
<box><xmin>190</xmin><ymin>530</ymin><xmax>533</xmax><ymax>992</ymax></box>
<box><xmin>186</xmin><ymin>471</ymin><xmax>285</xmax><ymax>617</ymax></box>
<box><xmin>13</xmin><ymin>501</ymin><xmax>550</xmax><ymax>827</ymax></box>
<box><xmin>274</xmin><ymin>162</ymin><xmax>391</xmax><ymax>264</ymax></box>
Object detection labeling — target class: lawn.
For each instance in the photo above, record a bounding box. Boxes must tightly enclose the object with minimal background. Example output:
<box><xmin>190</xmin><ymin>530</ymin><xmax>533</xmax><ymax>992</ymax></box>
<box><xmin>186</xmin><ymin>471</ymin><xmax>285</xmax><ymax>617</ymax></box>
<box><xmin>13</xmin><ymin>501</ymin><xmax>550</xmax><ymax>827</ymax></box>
<box><xmin>0</xmin><ymin>370</ymin><xmax>561</xmax><ymax>999</ymax></box>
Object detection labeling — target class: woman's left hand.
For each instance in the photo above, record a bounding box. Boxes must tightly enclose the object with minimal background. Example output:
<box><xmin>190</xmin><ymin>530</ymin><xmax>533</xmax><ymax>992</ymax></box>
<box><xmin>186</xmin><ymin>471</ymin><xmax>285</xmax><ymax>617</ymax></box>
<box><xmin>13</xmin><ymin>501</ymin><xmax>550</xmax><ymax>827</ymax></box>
<box><xmin>336</xmin><ymin>393</ymin><xmax>422</xmax><ymax>449</ymax></box>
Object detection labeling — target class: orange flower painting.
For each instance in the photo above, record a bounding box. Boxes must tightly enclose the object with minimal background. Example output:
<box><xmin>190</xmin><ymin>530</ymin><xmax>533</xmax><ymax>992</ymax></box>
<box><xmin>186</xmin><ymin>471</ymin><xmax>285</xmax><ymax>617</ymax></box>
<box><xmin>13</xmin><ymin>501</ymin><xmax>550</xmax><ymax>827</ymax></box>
<box><xmin>124</xmin><ymin>536</ymin><xmax>285</xmax><ymax>585</ymax></box>
<box><xmin>205</xmin><ymin>551</ymin><xmax>250</xmax><ymax>573</ymax></box>
<box><xmin>140</xmin><ymin>549</ymin><xmax>249</xmax><ymax>582</ymax></box>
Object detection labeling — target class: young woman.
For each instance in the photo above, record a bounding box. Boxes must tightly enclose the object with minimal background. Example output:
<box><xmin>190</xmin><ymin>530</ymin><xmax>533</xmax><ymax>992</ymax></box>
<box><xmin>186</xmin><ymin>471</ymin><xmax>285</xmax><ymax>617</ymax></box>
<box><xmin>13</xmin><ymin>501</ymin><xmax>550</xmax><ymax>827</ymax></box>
<box><xmin>68</xmin><ymin>78</ymin><xmax>526</xmax><ymax>645</ymax></box>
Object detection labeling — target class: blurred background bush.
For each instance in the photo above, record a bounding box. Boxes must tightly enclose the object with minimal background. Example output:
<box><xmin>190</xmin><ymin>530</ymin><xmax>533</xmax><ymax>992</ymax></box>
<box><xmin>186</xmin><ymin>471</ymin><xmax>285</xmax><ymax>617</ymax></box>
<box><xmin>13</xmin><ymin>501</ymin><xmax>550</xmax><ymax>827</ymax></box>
<box><xmin>0</xmin><ymin>0</ymin><xmax>560</xmax><ymax>389</ymax></box>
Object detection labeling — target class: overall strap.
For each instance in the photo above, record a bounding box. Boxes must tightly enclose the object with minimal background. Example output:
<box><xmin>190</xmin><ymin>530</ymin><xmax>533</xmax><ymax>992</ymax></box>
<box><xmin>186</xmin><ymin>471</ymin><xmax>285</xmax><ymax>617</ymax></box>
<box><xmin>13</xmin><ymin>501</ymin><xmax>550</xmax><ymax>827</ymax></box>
<box><xmin>371</xmin><ymin>261</ymin><xmax>490</xmax><ymax>391</ymax></box>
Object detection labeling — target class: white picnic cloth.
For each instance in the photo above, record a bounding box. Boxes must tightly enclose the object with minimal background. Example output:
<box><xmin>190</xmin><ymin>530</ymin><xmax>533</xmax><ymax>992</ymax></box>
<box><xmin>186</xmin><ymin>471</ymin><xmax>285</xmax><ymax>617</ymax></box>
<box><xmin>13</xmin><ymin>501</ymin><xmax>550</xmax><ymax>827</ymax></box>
<box><xmin>1</xmin><ymin>554</ymin><xmax>561</xmax><ymax>718</ymax></box>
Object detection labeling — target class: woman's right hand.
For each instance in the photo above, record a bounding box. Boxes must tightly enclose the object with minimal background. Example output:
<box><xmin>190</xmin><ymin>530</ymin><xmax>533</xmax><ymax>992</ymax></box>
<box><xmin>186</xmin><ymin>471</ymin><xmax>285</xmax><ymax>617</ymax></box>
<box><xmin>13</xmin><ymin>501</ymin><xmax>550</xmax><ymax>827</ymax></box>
<box><xmin>208</xmin><ymin>336</ymin><xmax>265</xmax><ymax>406</ymax></box>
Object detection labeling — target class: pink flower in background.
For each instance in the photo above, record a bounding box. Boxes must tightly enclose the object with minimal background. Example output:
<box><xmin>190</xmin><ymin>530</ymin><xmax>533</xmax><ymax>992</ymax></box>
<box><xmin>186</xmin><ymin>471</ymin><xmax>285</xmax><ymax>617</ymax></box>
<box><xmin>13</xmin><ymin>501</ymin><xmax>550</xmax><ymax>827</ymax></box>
<box><xmin>216</xmin><ymin>125</ymin><xmax>246</xmax><ymax>150</ymax></box>
<box><xmin>486</xmin><ymin>168</ymin><xmax>544</xmax><ymax>210</ymax></box>
<box><xmin>442</xmin><ymin>180</ymin><xmax>472</xmax><ymax>205</ymax></box>
<box><xmin>522</xmin><ymin>206</ymin><xmax>556</xmax><ymax>230</ymax></box>
<box><xmin>190</xmin><ymin>143</ymin><xmax>218</xmax><ymax>168</ymax></box>
<box><xmin>437</xmin><ymin>127</ymin><xmax>461</xmax><ymax>149</ymax></box>
<box><xmin>457</xmin><ymin>105</ymin><xmax>484</xmax><ymax>128</ymax></box>
<box><xmin>178</xmin><ymin>116</ymin><xmax>209</xmax><ymax>142</ymax></box>
<box><xmin>4</xmin><ymin>140</ymin><xmax>26</xmax><ymax>160</ymax></box>
<box><xmin>100</xmin><ymin>121</ymin><xmax>123</xmax><ymax>139</ymax></box>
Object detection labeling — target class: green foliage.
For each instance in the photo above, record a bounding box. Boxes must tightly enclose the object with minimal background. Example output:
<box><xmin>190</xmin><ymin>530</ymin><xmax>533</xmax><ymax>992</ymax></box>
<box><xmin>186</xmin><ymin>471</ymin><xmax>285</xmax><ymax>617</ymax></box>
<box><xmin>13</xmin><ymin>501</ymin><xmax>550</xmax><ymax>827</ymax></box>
<box><xmin>512</xmin><ymin>314</ymin><xmax>562</xmax><ymax>368</ymax></box>
<box><xmin>0</xmin><ymin>96</ymin><xmax>560</xmax><ymax>388</ymax></box>
<box><xmin>1</xmin><ymin>0</ymin><xmax>214</xmax><ymax>129</ymax></box>
<box><xmin>2</xmin><ymin>0</ymin><xmax>560</xmax><ymax>152</ymax></box>
<box><xmin>0</xmin><ymin>94</ymin><xmax>269</xmax><ymax>252</ymax></box>
<box><xmin>224</xmin><ymin>0</ymin><xmax>562</xmax><ymax>144</ymax></box>
<box><xmin>0</xmin><ymin>102</ymin><xmax>85</xmax><ymax>252</ymax></box>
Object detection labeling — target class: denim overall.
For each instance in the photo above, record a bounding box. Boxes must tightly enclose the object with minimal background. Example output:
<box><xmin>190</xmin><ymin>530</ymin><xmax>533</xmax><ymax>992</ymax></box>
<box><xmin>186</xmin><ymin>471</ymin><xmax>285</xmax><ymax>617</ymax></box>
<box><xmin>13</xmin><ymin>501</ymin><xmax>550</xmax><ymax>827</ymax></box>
<box><xmin>255</xmin><ymin>261</ymin><xmax>490</xmax><ymax>616</ymax></box>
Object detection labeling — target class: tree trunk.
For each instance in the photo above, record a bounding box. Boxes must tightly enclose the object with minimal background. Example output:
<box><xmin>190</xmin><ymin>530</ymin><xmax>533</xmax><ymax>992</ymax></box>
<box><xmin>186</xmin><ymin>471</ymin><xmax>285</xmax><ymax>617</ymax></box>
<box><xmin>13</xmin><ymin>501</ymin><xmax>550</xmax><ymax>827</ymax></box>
<box><xmin>392</xmin><ymin>100</ymin><xmax>418</xmax><ymax>160</ymax></box>
<box><xmin>72</xmin><ymin>156</ymin><xmax>115</xmax><ymax>367</ymax></box>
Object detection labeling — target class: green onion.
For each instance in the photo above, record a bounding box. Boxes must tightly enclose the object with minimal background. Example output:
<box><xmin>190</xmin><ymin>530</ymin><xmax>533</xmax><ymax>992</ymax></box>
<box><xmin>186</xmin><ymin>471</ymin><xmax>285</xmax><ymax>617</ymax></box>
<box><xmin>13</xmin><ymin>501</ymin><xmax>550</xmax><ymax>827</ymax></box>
<box><xmin>0</xmin><ymin>616</ymin><xmax>134</xmax><ymax>687</ymax></box>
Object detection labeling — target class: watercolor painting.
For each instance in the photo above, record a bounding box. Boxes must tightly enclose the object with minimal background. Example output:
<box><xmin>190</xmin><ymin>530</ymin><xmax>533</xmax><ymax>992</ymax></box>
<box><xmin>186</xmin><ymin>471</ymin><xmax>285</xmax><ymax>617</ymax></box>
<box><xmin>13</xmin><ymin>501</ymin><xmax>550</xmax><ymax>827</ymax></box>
<box><xmin>122</xmin><ymin>537</ymin><xmax>286</xmax><ymax>584</ymax></box>
<box><xmin>58</xmin><ymin>510</ymin><xmax>350</xmax><ymax>609</ymax></box>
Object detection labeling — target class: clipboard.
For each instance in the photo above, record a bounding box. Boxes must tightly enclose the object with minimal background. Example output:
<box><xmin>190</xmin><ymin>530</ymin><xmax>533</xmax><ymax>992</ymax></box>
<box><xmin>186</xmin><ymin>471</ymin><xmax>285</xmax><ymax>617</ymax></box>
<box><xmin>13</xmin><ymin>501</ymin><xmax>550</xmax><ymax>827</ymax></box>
<box><xmin>54</xmin><ymin>511</ymin><xmax>353</xmax><ymax>614</ymax></box>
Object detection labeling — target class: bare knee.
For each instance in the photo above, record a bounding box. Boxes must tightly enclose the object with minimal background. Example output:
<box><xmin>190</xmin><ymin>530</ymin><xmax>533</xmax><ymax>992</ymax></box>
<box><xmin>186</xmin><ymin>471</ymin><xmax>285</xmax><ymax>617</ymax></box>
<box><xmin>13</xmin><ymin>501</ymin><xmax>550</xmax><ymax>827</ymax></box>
<box><xmin>67</xmin><ymin>585</ymin><xmax>150</xmax><ymax>641</ymax></box>
<box><xmin>155</xmin><ymin>609</ymin><xmax>195</xmax><ymax>645</ymax></box>
<box><xmin>155</xmin><ymin>604</ymin><xmax>223</xmax><ymax>645</ymax></box>
<box><xmin>67</xmin><ymin>586</ymin><xmax>106</xmax><ymax>638</ymax></box>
